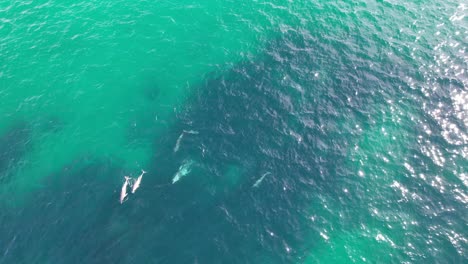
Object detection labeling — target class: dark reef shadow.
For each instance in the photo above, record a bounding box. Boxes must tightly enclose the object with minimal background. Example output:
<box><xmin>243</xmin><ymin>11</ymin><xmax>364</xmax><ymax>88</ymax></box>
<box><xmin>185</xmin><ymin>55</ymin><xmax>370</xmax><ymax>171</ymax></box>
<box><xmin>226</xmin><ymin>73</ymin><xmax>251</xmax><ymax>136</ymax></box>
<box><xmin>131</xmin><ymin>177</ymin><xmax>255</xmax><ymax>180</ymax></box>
<box><xmin>0</xmin><ymin>123</ymin><xmax>32</xmax><ymax>182</ymax></box>
<box><xmin>0</xmin><ymin>158</ymin><xmax>129</xmax><ymax>264</ymax></box>
<box><xmin>0</xmin><ymin>116</ymin><xmax>65</xmax><ymax>184</ymax></box>
<box><xmin>133</xmin><ymin>31</ymin><xmax>417</xmax><ymax>262</ymax></box>
<box><xmin>143</xmin><ymin>84</ymin><xmax>162</xmax><ymax>102</ymax></box>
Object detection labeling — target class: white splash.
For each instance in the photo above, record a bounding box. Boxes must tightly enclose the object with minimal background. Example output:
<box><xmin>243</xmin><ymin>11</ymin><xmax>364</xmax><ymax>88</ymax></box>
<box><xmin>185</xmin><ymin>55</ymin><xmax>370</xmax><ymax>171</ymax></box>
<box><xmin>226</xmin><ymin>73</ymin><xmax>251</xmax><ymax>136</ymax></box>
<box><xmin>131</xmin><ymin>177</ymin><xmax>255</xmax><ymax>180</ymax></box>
<box><xmin>172</xmin><ymin>160</ymin><xmax>194</xmax><ymax>184</ymax></box>
<box><xmin>131</xmin><ymin>170</ymin><xmax>146</xmax><ymax>194</ymax></box>
<box><xmin>253</xmin><ymin>172</ymin><xmax>271</xmax><ymax>188</ymax></box>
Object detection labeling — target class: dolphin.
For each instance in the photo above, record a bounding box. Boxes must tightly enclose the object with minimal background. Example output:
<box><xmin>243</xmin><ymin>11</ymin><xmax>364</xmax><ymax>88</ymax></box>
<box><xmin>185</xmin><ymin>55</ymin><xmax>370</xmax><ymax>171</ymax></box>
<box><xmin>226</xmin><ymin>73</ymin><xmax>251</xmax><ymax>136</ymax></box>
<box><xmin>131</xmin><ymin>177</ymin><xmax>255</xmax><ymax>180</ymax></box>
<box><xmin>174</xmin><ymin>133</ymin><xmax>184</xmax><ymax>153</ymax></box>
<box><xmin>174</xmin><ymin>130</ymin><xmax>200</xmax><ymax>153</ymax></box>
<box><xmin>172</xmin><ymin>160</ymin><xmax>194</xmax><ymax>184</ymax></box>
<box><xmin>253</xmin><ymin>172</ymin><xmax>271</xmax><ymax>188</ymax></box>
<box><xmin>131</xmin><ymin>170</ymin><xmax>146</xmax><ymax>193</ymax></box>
<box><xmin>183</xmin><ymin>130</ymin><xmax>199</xmax><ymax>134</ymax></box>
<box><xmin>120</xmin><ymin>176</ymin><xmax>130</xmax><ymax>204</ymax></box>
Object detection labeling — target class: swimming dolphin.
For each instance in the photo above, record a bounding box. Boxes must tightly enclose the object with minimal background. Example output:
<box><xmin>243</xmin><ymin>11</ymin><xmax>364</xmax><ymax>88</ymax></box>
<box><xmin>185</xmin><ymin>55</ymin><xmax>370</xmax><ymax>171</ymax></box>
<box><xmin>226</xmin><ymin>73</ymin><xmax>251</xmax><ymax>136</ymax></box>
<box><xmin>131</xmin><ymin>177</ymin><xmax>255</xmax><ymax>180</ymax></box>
<box><xmin>120</xmin><ymin>176</ymin><xmax>130</xmax><ymax>204</ymax></box>
<box><xmin>172</xmin><ymin>160</ymin><xmax>194</xmax><ymax>184</ymax></box>
<box><xmin>253</xmin><ymin>172</ymin><xmax>271</xmax><ymax>188</ymax></box>
<box><xmin>183</xmin><ymin>130</ymin><xmax>199</xmax><ymax>134</ymax></box>
<box><xmin>174</xmin><ymin>133</ymin><xmax>184</xmax><ymax>153</ymax></box>
<box><xmin>131</xmin><ymin>170</ymin><xmax>146</xmax><ymax>193</ymax></box>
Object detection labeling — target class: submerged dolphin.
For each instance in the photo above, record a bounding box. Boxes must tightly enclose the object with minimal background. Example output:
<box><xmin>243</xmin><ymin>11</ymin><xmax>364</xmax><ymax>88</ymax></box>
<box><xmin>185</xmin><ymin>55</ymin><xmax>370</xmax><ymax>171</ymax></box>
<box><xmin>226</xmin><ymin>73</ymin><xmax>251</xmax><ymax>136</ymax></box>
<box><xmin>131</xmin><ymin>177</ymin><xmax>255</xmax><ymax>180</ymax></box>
<box><xmin>131</xmin><ymin>170</ymin><xmax>146</xmax><ymax>193</ymax></box>
<box><xmin>172</xmin><ymin>160</ymin><xmax>194</xmax><ymax>184</ymax></box>
<box><xmin>174</xmin><ymin>130</ymin><xmax>199</xmax><ymax>153</ymax></box>
<box><xmin>173</xmin><ymin>133</ymin><xmax>184</xmax><ymax>153</ymax></box>
<box><xmin>183</xmin><ymin>130</ymin><xmax>199</xmax><ymax>134</ymax></box>
<box><xmin>120</xmin><ymin>176</ymin><xmax>131</xmax><ymax>204</ymax></box>
<box><xmin>253</xmin><ymin>172</ymin><xmax>271</xmax><ymax>188</ymax></box>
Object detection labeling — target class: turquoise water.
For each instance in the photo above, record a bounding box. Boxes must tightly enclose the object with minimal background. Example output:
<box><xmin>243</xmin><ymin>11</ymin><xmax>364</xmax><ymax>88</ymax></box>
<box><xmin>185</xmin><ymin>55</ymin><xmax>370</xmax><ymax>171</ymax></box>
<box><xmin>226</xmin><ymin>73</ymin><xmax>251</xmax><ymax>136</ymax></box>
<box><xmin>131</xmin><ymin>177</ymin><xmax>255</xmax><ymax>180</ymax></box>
<box><xmin>1</xmin><ymin>0</ymin><xmax>467</xmax><ymax>263</ymax></box>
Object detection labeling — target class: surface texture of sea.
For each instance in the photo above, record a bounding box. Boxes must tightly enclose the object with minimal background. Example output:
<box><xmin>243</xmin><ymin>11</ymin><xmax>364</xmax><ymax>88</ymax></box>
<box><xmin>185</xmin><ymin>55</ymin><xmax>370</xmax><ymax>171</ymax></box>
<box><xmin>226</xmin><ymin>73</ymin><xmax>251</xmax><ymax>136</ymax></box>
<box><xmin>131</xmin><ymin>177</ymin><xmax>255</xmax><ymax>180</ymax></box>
<box><xmin>1</xmin><ymin>0</ymin><xmax>467</xmax><ymax>263</ymax></box>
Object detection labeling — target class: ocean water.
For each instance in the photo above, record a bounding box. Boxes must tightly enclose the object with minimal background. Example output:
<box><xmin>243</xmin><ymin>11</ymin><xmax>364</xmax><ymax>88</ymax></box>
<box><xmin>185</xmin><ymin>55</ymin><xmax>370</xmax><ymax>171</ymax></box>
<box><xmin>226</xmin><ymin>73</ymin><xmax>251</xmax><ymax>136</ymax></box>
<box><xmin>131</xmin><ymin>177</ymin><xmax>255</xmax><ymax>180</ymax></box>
<box><xmin>0</xmin><ymin>0</ymin><xmax>467</xmax><ymax>263</ymax></box>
